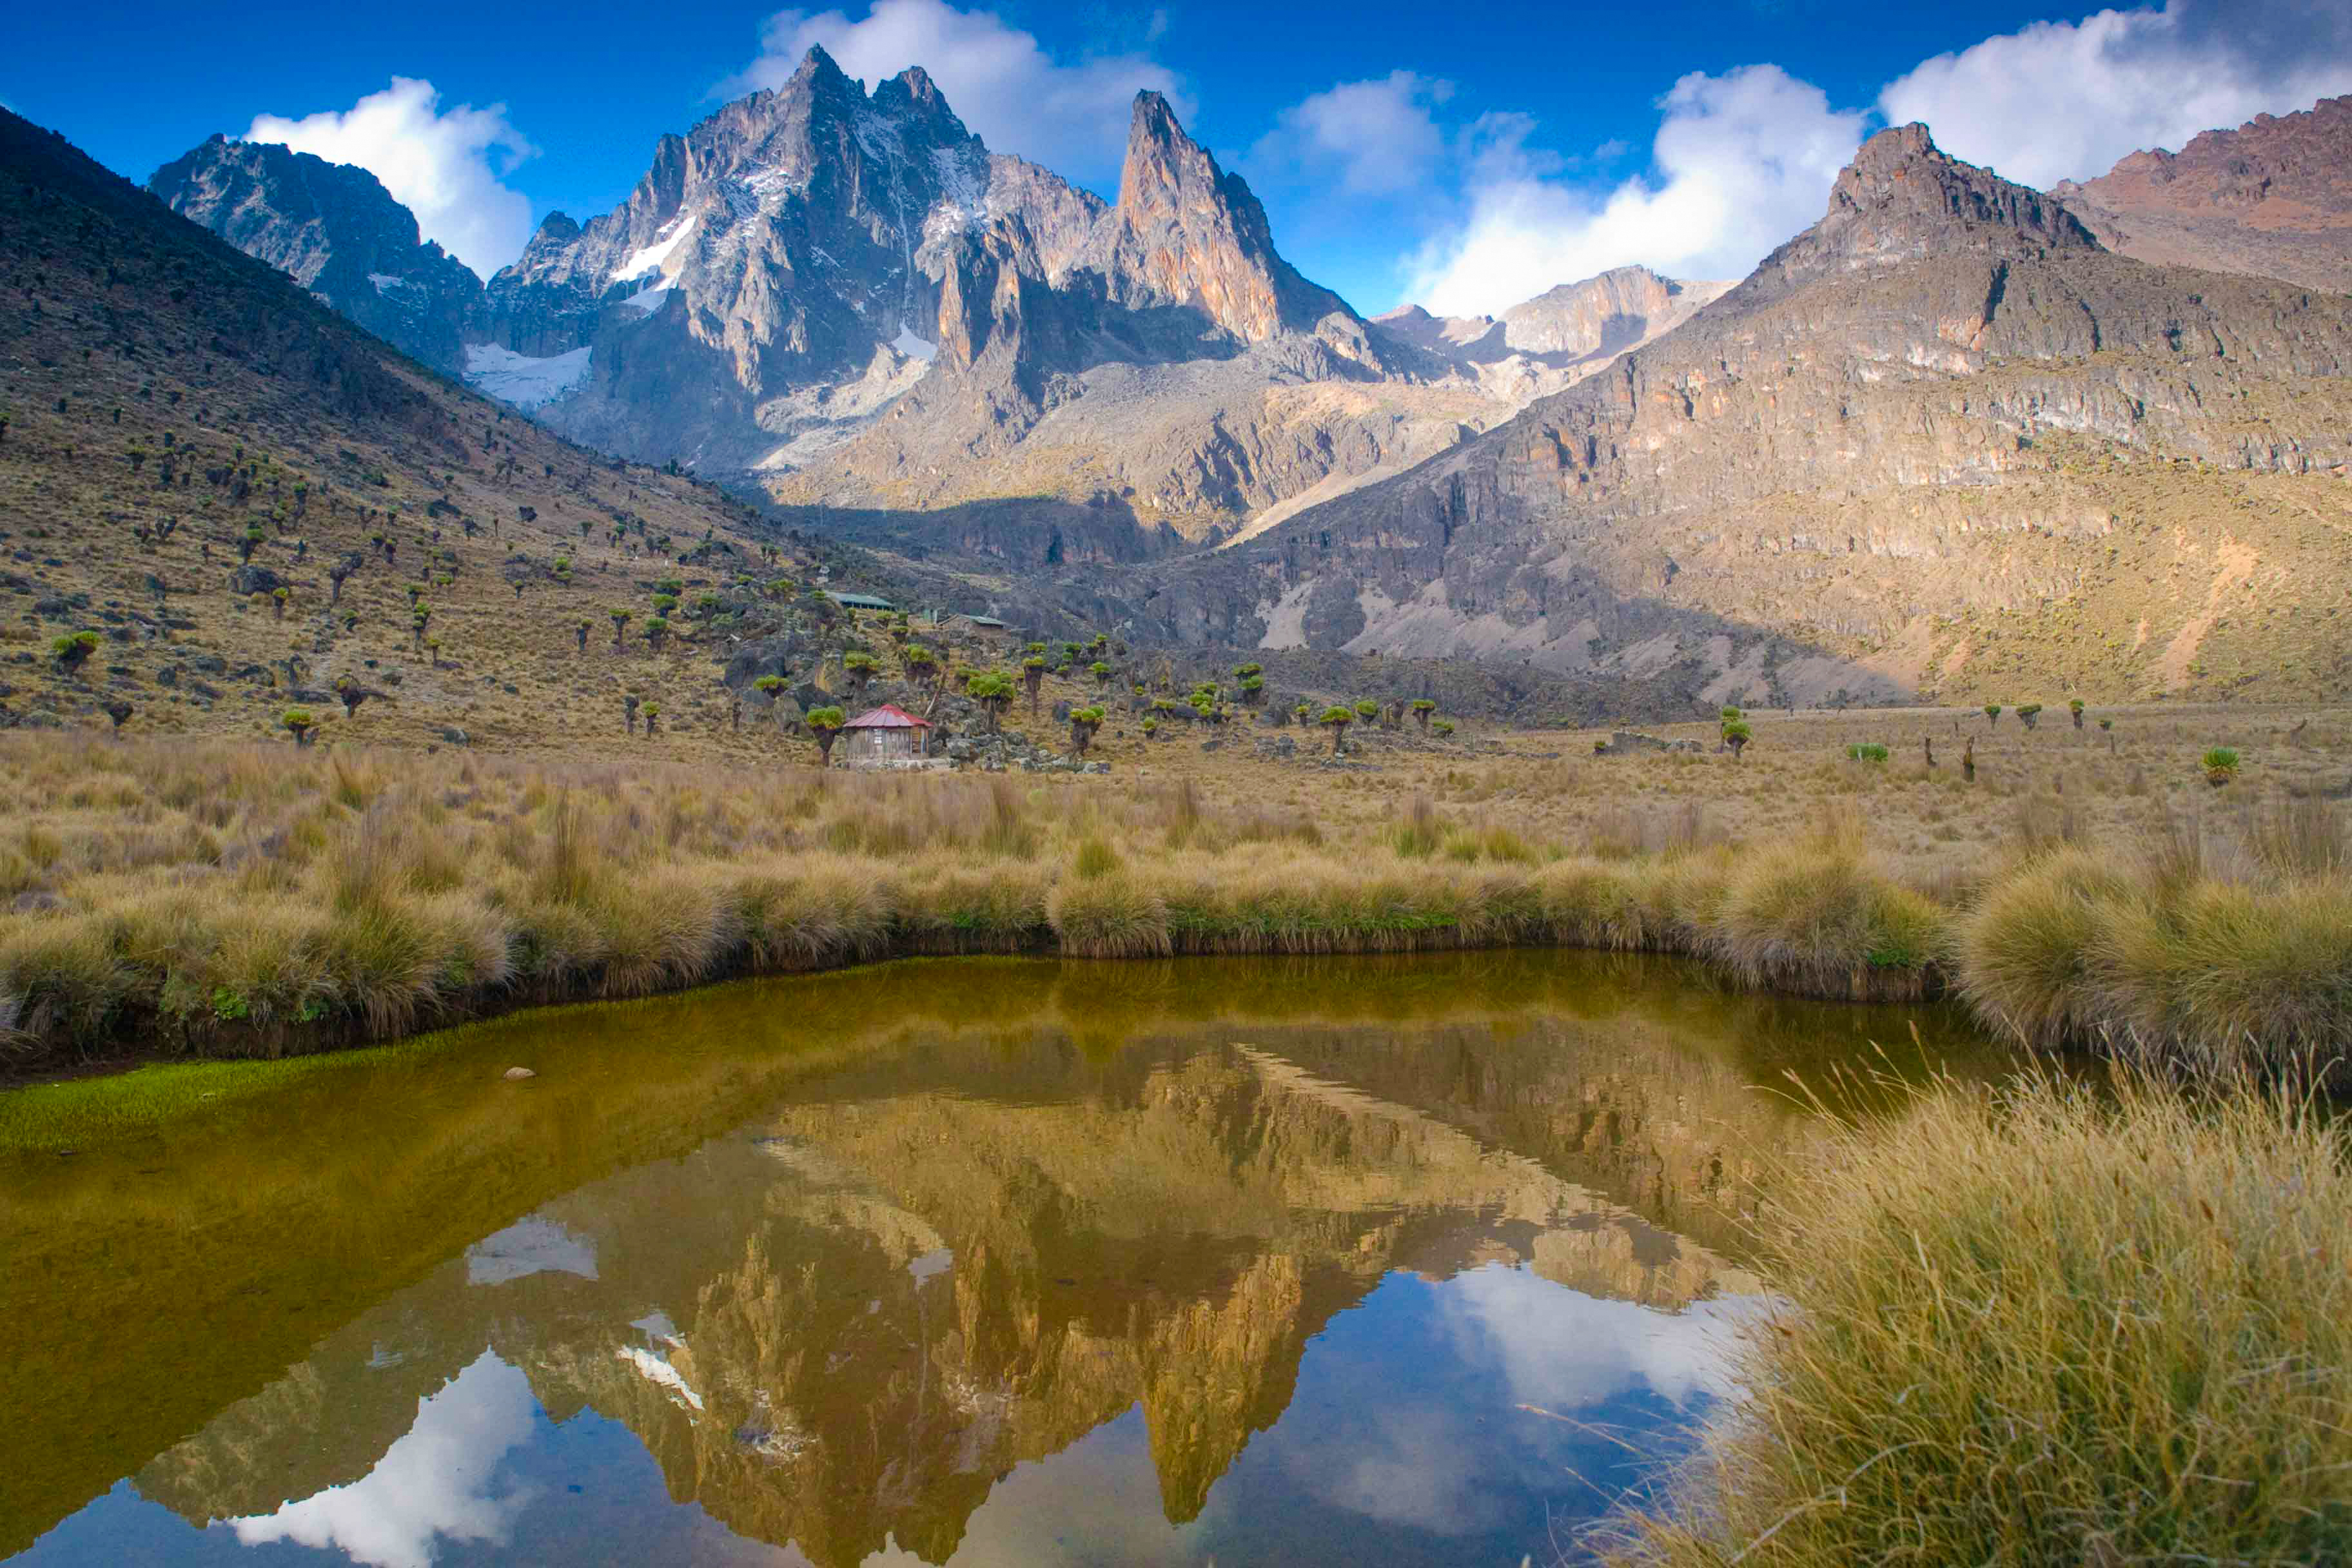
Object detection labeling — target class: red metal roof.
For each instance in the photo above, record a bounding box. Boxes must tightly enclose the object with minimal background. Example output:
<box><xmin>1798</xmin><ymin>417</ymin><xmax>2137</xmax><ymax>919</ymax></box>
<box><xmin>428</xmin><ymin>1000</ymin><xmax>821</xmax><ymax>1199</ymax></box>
<box><xmin>841</xmin><ymin>703</ymin><xmax>932</xmax><ymax>730</ymax></box>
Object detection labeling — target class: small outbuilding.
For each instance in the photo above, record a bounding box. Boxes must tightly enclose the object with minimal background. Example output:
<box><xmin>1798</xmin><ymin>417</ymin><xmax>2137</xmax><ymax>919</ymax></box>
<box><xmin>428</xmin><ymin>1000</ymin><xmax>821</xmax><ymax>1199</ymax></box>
<box><xmin>838</xmin><ymin>703</ymin><xmax>936</xmax><ymax>767</ymax></box>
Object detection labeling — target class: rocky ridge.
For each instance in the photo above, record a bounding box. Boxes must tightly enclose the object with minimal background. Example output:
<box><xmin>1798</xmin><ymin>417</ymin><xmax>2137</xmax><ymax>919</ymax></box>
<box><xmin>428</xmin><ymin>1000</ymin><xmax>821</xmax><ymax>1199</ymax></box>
<box><xmin>1108</xmin><ymin>124</ymin><xmax>2352</xmax><ymax>705</ymax></box>
<box><xmin>1369</xmin><ymin>266</ymin><xmax>1732</xmax><ymax>406</ymax></box>
<box><xmin>148</xmin><ymin>136</ymin><xmax>487</xmax><ymax>375</ymax></box>
<box><xmin>2053</xmin><ymin>95</ymin><xmax>2352</xmax><ymax>293</ymax></box>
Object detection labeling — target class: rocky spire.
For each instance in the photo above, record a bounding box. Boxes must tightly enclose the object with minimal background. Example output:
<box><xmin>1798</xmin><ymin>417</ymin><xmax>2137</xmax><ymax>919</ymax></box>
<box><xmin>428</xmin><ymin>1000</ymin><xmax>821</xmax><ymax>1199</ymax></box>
<box><xmin>1079</xmin><ymin>90</ymin><xmax>1352</xmax><ymax>343</ymax></box>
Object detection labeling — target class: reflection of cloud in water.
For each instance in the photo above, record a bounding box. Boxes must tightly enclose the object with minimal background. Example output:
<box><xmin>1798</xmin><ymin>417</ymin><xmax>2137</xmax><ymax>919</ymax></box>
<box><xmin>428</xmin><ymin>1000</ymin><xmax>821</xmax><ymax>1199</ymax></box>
<box><xmin>1304</xmin><ymin>1405</ymin><xmax>1513</xmax><ymax>1536</ymax></box>
<box><xmin>464</xmin><ymin>1217</ymin><xmax>598</xmax><ymax>1286</ymax></box>
<box><xmin>1440</xmin><ymin>1262</ymin><xmax>1749</xmax><ymax>1412</ymax></box>
<box><xmin>1279</xmin><ymin>1265</ymin><xmax>1753</xmax><ymax>1538</ymax></box>
<box><xmin>229</xmin><ymin>1351</ymin><xmax>538</xmax><ymax>1568</ymax></box>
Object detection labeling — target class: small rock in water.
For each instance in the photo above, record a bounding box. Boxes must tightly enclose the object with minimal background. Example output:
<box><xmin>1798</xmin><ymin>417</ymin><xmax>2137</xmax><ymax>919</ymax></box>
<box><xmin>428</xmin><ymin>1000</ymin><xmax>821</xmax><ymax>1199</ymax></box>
<box><xmin>503</xmin><ymin>1066</ymin><xmax>537</xmax><ymax>1081</ymax></box>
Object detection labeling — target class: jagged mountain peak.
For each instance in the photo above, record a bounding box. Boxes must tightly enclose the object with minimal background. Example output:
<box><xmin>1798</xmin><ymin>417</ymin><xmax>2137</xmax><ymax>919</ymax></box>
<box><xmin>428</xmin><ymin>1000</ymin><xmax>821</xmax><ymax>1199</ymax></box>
<box><xmin>1081</xmin><ymin>88</ymin><xmax>1355</xmax><ymax>344</ymax></box>
<box><xmin>148</xmin><ymin>133</ymin><xmax>487</xmax><ymax>373</ymax></box>
<box><xmin>1726</xmin><ymin>122</ymin><xmax>2099</xmax><ymax>311</ymax></box>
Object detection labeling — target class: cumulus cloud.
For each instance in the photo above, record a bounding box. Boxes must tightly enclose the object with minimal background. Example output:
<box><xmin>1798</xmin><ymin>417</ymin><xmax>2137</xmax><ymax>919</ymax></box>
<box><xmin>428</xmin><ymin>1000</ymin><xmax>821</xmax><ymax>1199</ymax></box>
<box><xmin>1405</xmin><ymin>65</ymin><xmax>1867</xmax><ymax>318</ymax></box>
<box><xmin>1249</xmin><ymin>72</ymin><xmax>1455</xmax><ymax>197</ymax></box>
<box><xmin>1879</xmin><ymin>0</ymin><xmax>2352</xmax><ymax>189</ymax></box>
<box><xmin>246</xmin><ymin>78</ymin><xmax>536</xmax><ymax>279</ymax></box>
<box><xmin>726</xmin><ymin>0</ymin><xmax>1187</xmax><ymax>186</ymax></box>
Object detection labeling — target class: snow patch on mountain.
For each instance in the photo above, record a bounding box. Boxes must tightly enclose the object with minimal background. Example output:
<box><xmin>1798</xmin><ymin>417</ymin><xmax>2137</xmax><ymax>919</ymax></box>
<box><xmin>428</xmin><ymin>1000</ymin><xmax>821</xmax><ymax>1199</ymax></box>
<box><xmin>463</xmin><ymin>343</ymin><xmax>592</xmax><ymax>409</ymax></box>
<box><xmin>612</xmin><ymin>213</ymin><xmax>696</xmax><ymax>284</ymax></box>
<box><xmin>891</xmin><ymin>325</ymin><xmax>936</xmax><ymax>363</ymax></box>
<box><xmin>620</xmin><ymin>280</ymin><xmax>674</xmax><ymax>316</ymax></box>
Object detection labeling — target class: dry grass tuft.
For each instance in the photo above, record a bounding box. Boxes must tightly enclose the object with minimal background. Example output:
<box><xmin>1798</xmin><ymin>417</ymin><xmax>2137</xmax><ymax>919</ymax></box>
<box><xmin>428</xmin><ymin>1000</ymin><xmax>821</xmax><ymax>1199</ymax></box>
<box><xmin>1601</xmin><ymin>1072</ymin><xmax>2352</xmax><ymax>1566</ymax></box>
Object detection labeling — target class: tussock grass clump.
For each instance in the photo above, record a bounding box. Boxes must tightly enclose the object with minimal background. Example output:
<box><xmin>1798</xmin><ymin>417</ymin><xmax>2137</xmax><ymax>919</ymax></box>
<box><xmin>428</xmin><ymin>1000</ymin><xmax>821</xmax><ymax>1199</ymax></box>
<box><xmin>728</xmin><ymin>856</ymin><xmax>892</xmax><ymax>972</ymax></box>
<box><xmin>1389</xmin><ymin>794</ymin><xmax>1447</xmax><ymax>858</ymax></box>
<box><xmin>1960</xmin><ymin>843</ymin><xmax>2352</xmax><ymax>1070</ymax></box>
<box><xmin>1954</xmin><ymin>847</ymin><xmax>2136</xmax><ymax>1046</ymax></box>
<box><xmin>2099</xmin><ymin>877</ymin><xmax>2352</xmax><ymax>1071</ymax></box>
<box><xmin>1700</xmin><ymin>839</ymin><xmax>1948</xmax><ymax>1000</ymax></box>
<box><xmin>892</xmin><ymin>862</ymin><xmax>1051</xmax><ymax>954</ymax></box>
<box><xmin>1534</xmin><ymin>859</ymin><xmax>1651</xmax><ymax>950</ymax></box>
<box><xmin>1047</xmin><ymin>871</ymin><xmax>1172</xmax><ymax>957</ymax></box>
<box><xmin>1603</xmin><ymin>1073</ymin><xmax>2352</xmax><ymax>1567</ymax></box>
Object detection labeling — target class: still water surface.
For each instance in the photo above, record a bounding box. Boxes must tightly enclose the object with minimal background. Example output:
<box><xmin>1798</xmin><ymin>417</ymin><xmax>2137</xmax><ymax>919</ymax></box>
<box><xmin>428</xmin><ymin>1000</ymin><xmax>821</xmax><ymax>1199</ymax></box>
<box><xmin>0</xmin><ymin>953</ymin><xmax>2006</xmax><ymax>1567</ymax></box>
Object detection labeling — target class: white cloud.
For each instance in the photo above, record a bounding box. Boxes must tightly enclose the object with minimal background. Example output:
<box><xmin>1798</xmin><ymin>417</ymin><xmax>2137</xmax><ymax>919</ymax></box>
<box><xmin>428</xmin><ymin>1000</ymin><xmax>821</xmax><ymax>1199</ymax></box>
<box><xmin>1249</xmin><ymin>72</ymin><xmax>1454</xmax><ymax>197</ymax></box>
<box><xmin>1404</xmin><ymin>66</ymin><xmax>1867</xmax><ymax>318</ymax></box>
<box><xmin>230</xmin><ymin>1351</ymin><xmax>539</xmax><ymax>1568</ymax></box>
<box><xmin>727</xmin><ymin>0</ymin><xmax>1188</xmax><ymax>186</ymax></box>
<box><xmin>1879</xmin><ymin>0</ymin><xmax>2352</xmax><ymax>189</ymax></box>
<box><xmin>246</xmin><ymin>77</ymin><xmax>537</xmax><ymax>280</ymax></box>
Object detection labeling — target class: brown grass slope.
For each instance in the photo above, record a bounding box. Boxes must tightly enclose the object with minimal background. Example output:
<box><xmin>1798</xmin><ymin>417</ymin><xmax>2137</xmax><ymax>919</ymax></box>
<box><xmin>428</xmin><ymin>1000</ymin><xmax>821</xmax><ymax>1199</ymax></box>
<box><xmin>0</xmin><ymin>108</ymin><xmax>846</xmax><ymax>756</ymax></box>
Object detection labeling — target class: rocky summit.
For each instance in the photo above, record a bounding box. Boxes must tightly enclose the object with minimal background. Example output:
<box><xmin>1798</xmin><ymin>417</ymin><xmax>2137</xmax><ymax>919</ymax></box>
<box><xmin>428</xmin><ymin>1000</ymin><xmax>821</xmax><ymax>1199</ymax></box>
<box><xmin>149</xmin><ymin>136</ymin><xmax>487</xmax><ymax>375</ymax></box>
<box><xmin>752</xmin><ymin>78</ymin><xmax>1500</xmax><ymax>548</ymax></box>
<box><xmin>1115</xmin><ymin>124</ymin><xmax>2352</xmax><ymax>705</ymax></box>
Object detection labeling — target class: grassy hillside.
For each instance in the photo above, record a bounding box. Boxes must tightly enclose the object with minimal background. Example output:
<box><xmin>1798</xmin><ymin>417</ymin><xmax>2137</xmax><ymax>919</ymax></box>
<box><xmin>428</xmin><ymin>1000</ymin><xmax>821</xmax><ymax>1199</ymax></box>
<box><xmin>0</xmin><ymin>109</ymin><xmax>906</xmax><ymax>758</ymax></box>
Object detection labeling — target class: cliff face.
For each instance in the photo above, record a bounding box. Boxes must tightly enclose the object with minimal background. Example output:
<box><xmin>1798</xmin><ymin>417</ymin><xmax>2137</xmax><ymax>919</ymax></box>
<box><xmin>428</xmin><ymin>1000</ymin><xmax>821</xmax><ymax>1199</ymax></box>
<box><xmin>148</xmin><ymin>135</ymin><xmax>487</xmax><ymax>374</ymax></box>
<box><xmin>2054</xmin><ymin>95</ymin><xmax>2352</xmax><ymax>293</ymax></box>
<box><xmin>1124</xmin><ymin>124</ymin><xmax>2352</xmax><ymax>705</ymax></box>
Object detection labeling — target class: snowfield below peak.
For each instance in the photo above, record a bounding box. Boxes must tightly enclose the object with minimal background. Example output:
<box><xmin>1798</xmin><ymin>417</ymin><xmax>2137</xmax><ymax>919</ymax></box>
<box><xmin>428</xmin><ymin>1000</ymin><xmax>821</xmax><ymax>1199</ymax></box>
<box><xmin>463</xmin><ymin>343</ymin><xmax>593</xmax><ymax>409</ymax></box>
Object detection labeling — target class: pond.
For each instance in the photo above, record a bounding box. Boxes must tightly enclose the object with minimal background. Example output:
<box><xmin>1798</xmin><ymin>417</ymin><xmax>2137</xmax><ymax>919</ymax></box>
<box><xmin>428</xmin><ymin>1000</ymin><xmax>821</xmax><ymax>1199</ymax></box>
<box><xmin>0</xmin><ymin>952</ymin><xmax>2008</xmax><ymax>1567</ymax></box>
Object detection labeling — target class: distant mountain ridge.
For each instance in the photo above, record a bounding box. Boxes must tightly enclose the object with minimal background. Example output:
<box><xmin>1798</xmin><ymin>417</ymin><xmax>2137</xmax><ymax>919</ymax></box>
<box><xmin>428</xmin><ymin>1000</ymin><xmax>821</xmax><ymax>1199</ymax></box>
<box><xmin>2053</xmin><ymin>95</ymin><xmax>2352</xmax><ymax>294</ymax></box>
<box><xmin>1108</xmin><ymin>123</ymin><xmax>2352</xmax><ymax>705</ymax></box>
<box><xmin>1370</xmin><ymin>266</ymin><xmax>1732</xmax><ymax>406</ymax></box>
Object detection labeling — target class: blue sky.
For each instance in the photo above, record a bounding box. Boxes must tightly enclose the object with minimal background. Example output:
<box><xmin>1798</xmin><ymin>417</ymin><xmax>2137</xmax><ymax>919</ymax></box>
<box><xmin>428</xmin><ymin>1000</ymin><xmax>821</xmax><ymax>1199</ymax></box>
<box><xmin>8</xmin><ymin>0</ymin><xmax>2350</xmax><ymax>315</ymax></box>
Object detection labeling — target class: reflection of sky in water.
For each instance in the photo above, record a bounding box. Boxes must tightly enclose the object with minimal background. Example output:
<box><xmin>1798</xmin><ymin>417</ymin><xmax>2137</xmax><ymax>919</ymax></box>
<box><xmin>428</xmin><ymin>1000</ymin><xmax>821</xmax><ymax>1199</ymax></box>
<box><xmin>10</xmin><ymin>1264</ymin><xmax>1735</xmax><ymax>1568</ymax></box>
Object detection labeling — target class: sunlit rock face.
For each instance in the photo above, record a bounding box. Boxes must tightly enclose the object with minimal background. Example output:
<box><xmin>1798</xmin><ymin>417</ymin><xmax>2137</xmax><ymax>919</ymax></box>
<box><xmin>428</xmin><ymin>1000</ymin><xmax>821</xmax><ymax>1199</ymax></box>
<box><xmin>2054</xmin><ymin>95</ymin><xmax>2352</xmax><ymax>295</ymax></box>
<box><xmin>1134</xmin><ymin>123</ymin><xmax>2352</xmax><ymax>705</ymax></box>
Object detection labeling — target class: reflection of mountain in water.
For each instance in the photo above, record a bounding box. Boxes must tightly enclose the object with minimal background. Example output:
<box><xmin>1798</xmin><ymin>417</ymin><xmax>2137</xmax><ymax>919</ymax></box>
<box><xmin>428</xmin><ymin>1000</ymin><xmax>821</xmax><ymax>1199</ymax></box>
<box><xmin>133</xmin><ymin>1027</ymin><xmax>1765</xmax><ymax>1565</ymax></box>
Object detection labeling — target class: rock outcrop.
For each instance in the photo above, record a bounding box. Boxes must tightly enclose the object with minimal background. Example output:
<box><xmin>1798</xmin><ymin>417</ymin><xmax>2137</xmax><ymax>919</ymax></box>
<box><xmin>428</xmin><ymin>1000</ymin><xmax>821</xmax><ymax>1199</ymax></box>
<box><xmin>2053</xmin><ymin>95</ymin><xmax>2352</xmax><ymax>293</ymax></box>
<box><xmin>761</xmin><ymin>74</ymin><xmax>1489</xmax><ymax>545</ymax></box>
<box><xmin>148</xmin><ymin>136</ymin><xmax>487</xmax><ymax>374</ymax></box>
